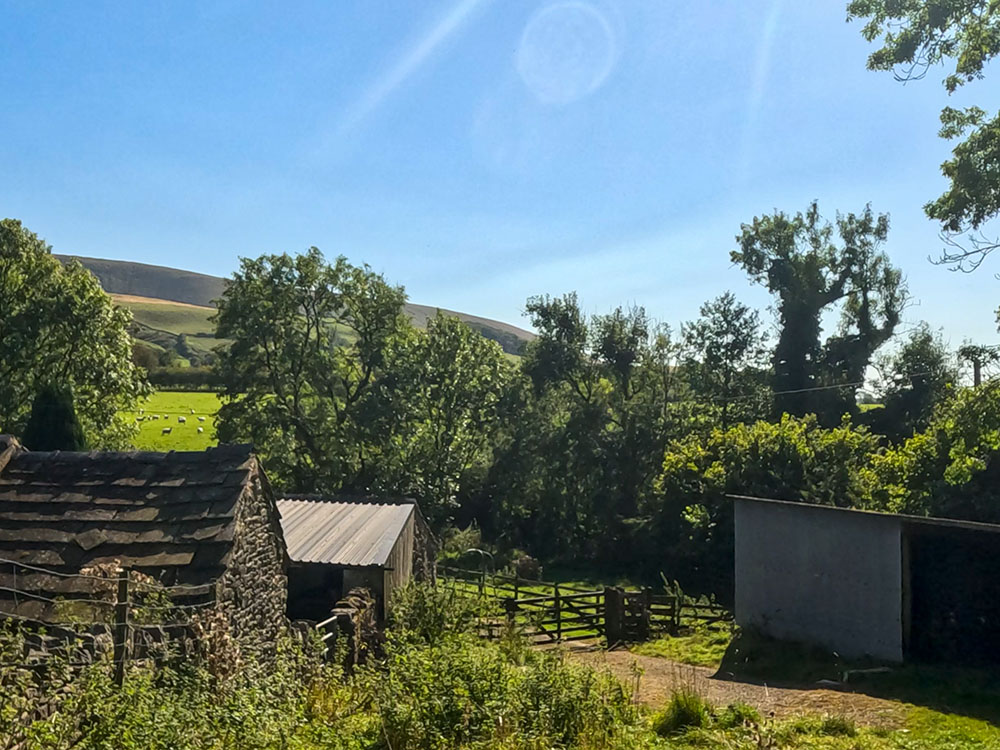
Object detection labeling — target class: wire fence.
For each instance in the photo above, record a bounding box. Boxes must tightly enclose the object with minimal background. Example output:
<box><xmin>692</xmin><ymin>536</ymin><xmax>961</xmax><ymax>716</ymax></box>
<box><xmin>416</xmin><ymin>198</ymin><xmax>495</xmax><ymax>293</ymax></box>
<box><xmin>0</xmin><ymin>556</ymin><xmax>219</xmax><ymax>677</ymax></box>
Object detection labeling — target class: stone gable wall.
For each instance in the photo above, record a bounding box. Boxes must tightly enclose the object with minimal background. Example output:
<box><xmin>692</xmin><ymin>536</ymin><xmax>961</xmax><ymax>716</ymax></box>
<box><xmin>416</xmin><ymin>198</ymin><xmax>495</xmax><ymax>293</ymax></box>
<box><xmin>216</xmin><ymin>467</ymin><xmax>288</xmax><ymax>656</ymax></box>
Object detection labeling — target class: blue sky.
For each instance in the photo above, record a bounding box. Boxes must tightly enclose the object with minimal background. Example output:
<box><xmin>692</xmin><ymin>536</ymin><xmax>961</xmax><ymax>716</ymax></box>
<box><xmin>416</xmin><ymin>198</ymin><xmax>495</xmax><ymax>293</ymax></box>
<box><xmin>1</xmin><ymin>0</ymin><xmax>997</xmax><ymax>346</ymax></box>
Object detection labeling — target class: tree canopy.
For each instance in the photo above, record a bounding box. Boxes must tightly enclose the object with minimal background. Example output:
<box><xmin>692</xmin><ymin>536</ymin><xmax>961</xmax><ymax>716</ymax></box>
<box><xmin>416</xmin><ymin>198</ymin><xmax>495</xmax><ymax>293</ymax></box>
<box><xmin>682</xmin><ymin>292</ymin><xmax>769</xmax><ymax>427</ymax></box>
<box><xmin>849</xmin><ymin>0</ymin><xmax>1000</xmax><ymax>269</ymax></box>
<box><xmin>732</xmin><ymin>202</ymin><xmax>906</xmax><ymax>423</ymax></box>
<box><xmin>214</xmin><ymin>249</ymin><xmax>510</xmax><ymax>526</ymax></box>
<box><xmin>0</xmin><ymin>219</ymin><xmax>147</xmax><ymax>448</ymax></box>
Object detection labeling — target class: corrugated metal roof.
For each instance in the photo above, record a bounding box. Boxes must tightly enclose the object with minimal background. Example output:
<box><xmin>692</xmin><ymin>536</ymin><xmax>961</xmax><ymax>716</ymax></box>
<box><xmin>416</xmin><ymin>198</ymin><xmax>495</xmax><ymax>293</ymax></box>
<box><xmin>277</xmin><ymin>498</ymin><xmax>414</xmax><ymax>567</ymax></box>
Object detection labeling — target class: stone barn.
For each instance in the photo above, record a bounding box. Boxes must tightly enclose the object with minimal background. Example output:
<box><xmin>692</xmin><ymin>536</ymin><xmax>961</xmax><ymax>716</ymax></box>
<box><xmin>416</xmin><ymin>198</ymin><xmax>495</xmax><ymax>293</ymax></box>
<box><xmin>278</xmin><ymin>496</ymin><xmax>436</xmax><ymax>622</ymax></box>
<box><xmin>732</xmin><ymin>494</ymin><xmax>1000</xmax><ymax>664</ymax></box>
<box><xmin>0</xmin><ymin>436</ymin><xmax>287</xmax><ymax>651</ymax></box>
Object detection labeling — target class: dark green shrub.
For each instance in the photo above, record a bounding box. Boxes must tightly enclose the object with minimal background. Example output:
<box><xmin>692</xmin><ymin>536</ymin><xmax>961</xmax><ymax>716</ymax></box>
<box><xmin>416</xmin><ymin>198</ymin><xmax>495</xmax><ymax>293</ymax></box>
<box><xmin>651</xmin><ymin>686</ymin><xmax>712</xmax><ymax>735</ymax></box>
<box><xmin>21</xmin><ymin>383</ymin><xmax>87</xmax><ymax>451</ymax></box>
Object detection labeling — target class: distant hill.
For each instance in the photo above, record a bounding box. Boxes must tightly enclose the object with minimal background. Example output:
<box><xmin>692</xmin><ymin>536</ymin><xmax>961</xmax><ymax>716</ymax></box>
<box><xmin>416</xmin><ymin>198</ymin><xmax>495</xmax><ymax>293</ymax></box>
<box><xmin>58</xmin><ymin>255</ymin><xmax>535</xmax><ymax>356</ymax></box>
<box><xmin>57</xmin><ymin>255</ymin><xmax>226</xmax><ymax>307</ymax></box>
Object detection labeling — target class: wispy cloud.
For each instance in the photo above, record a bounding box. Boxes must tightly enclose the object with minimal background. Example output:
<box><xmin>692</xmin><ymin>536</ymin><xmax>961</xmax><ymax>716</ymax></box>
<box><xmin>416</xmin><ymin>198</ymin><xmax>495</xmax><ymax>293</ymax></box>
<box><xmin>738</xmin><ymin>0</ymin><xmax>783</xmax><ymax>183</ymax></box>
<box><xmin>331</xmin><ymin>0</ymin><xmax>488</xmax><ymax>142</ymax></box>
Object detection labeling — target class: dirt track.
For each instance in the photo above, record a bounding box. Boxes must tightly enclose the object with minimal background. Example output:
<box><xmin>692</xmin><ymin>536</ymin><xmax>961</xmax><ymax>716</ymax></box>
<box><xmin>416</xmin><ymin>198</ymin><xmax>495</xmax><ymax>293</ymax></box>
<box><xmin>564</xmin><ymin>645</ymin><xmax>907</xmax><ymax>728</ymax></box>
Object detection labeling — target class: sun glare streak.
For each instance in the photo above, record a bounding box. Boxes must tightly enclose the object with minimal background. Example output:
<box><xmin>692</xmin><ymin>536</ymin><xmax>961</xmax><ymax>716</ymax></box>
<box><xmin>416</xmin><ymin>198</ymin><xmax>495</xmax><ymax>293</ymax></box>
<box><xmin>738</xmin><ymin>0</ymin><xmax>783</xmax><ymax>184</ymax></box>
<box><xmin>332</xmin><ymin>0</ymin><xmax>488</xmax><ymax>141</ymax></box>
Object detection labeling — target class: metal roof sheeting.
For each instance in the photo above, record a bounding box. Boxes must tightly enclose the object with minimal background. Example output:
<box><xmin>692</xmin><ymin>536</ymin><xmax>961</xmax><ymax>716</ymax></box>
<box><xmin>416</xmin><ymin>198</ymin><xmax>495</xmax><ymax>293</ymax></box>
<box><xmin>277</xmin><ymin>498</ymin><xmax>414</xmax><ymax>567</ymax></box>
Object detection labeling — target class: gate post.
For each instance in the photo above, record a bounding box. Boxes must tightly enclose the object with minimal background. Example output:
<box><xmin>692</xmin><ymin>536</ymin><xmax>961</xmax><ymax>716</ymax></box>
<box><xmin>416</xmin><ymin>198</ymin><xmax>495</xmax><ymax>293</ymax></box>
<box><xmin>554</xmin><ymin>584</ymin><xmax>562</xmax><ymax>642</ymax></box>
<box><xmin>113</xmin><ymin>568</ymin><xmax>130</xmax><ymax>687</ymax></box>
<box><xmin>604</xmin><ymin>586</ymin><xmax>624</xmax><ymax>646</ymax></box>
<box><xmin>639</xmin><ymin>587</ymin><xmax>652</xmax><ymax>641</ymax></box>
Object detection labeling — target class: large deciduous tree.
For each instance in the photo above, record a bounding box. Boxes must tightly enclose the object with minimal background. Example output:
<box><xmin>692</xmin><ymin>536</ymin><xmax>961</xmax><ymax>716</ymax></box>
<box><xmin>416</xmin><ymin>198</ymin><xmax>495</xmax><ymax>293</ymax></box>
<box><xmin>0</xmin><ymin>219</ymin><xmax>147</xmax><ymax>448</ymax></box>
<box><xmin>682</xmin><ymin>292</ymin><xmax>770</xmax><ymax>427</ymax></box>
<box><xmin>848</xmin><ymin>0</ymin><xmax>1000</xmax><ymax>269</ymax></box>
<box><xmin>485</xmin><ymin>293</ymin><xmax>691</xmax><ymax>563</ymax></box>
<box><xmin>376</xmin><ymin>313</ymin><xmax>512</xmax><ymax>526</ymax></box>
<box><xmin>214</xmin><ymin>249</ymin><xmax>411</xmax><ymax>493</ymax></box>
<box><xmin>732</xmin><ymin>202</ymin><xmax>906</xmax><ymax>423</ymax></box>
<box><xmin>214</xmin><ymin>249</ymin><xmax>511</xmax><ymax>526</ymax></box>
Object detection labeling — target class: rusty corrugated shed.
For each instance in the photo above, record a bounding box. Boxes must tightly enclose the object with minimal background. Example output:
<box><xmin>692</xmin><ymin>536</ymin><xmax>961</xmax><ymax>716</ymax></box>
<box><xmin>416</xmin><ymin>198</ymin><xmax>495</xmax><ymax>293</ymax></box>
<box><xmin>277</xmin><ymin>498</ymin><xmax>414</xmax><ymax>567</ymax></box>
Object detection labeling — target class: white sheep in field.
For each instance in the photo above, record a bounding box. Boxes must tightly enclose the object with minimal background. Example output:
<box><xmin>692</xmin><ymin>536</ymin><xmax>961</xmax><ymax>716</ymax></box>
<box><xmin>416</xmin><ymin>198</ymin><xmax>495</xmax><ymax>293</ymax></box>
<box><xmin>197</xmin><ymin>416</ymin><xmax>206</xmax><ymax>422</ymax></box>
<box><xmin>197</xmin><ymin>427</ymin><xmax>204</xmax><ymax>434</ymax></box>
<box><xmin>151</xmin><ymin>415</ymin><xmax>159</xmax><ymax>420</ymax></box>
<box><xmin>178</xmin><ymin>416</ymin><xmax>186</xmax><ymax>423</ymax></box>
<box><xmin>190</xmin><ymin>408</ymin><xmax>195</xmax><ymax>414</ymax></box>
<box><xmin>161</xmin><ymin>427</ymin><xmax>172</xmax><ymax>435</ymax></box>
<box><xmin>162</xmin><ymin>415</ymin><xmax>167</xmax><ymax>420</ymax></box>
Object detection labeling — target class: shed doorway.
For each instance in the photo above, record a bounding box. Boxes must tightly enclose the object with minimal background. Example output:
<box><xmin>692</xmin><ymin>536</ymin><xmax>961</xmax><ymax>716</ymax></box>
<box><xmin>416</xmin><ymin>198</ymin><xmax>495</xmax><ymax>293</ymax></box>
<box><xmin>904</xmin><ymin>523</ymin><xmax>1000</xmax><ymax>664</ymax></box>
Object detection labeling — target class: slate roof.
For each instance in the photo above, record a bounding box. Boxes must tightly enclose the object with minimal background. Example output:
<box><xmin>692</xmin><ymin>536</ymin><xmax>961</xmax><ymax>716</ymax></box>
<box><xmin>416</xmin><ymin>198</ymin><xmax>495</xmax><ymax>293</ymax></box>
<box><xmin>0</xmin><ymin>435</ymin><xmax>258</xmax><ymax>620</ymax></box>
<box><xmin>277</xmin><ymin>497</ymin><xmax>414</xmax><ymax>567</ymax></box>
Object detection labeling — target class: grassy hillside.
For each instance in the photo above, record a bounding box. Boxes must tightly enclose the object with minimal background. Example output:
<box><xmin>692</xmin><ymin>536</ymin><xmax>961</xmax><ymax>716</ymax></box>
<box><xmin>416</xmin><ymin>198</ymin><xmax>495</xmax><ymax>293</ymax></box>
<box><xmin>127</xmin><ymin>391</ymin><xmax>220</xmax><ymax>451</ymax></box>
<box><xmin>57</xmin><ymin>255</ymin><xmax>225</xmax><ymax>307</ymax></box>
<box><xmin>62</xmin><ymin>255</ymin><xmax>535</xmax><ymax>355</ymax></box>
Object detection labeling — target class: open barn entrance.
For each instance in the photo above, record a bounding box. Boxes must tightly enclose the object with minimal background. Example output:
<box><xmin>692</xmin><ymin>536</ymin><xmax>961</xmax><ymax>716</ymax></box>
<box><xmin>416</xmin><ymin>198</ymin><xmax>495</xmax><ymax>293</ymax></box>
<box><xmin>287</xmin><ymin>564</ymin><xmax>345</xmax><ymax>622</ymax></box>
<box><xmin>904</xmin><ymin>523</ymin><xmax>1000</xmax><ymax>664</ymax></box>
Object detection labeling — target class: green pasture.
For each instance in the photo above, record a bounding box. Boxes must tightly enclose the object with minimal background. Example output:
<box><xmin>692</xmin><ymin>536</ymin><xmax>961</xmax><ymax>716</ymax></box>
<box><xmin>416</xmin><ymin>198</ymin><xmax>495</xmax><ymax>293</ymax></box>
<box><xmin>127</xmin><ymin>391</ymin><xmax>221</xmax><ymax>451</ymax></box>
<box><xmin>124</xmin><ymin>301</ymin><xmax>216</xmax><ymax>336</ymax></box>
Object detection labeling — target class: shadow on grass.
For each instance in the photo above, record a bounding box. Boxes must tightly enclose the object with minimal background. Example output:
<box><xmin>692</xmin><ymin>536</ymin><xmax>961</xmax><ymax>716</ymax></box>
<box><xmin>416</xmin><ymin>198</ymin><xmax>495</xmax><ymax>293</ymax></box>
<box><xmin>714</xmin><ymin>628</ymin><xmax>1000</xmax><ymax>726</ymax></box>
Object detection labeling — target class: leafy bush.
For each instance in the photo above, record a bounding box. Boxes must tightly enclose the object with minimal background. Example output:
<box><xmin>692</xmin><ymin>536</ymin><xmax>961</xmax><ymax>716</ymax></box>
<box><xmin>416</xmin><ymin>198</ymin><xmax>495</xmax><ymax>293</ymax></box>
<box><xmin>714</xmin><ymin>701</ymin><xmax>761</xmax><ymax>729</ymax></box>
<box><xmin>512</xmin><ymin>552</ymin><xmax>543</xmax><ymax>580</ymax></box>
<box><xmin>650</xmin><ymin>687</ymin><xmax>712</xmax><ymax>735</ymax></box>
<box><xmin>868</xmin><ymin>381</ymin><xmax>1000</xmax><ymax>523</ymax></box>
<box><xmin>388</xmin><ymin>581</ymin><xmax>489</xmax><ymax>644</ymax></box>
<box><xmin>649</xmin><ymin>414</ymin><xmax>881</xmax><ymax>589</ymax></box>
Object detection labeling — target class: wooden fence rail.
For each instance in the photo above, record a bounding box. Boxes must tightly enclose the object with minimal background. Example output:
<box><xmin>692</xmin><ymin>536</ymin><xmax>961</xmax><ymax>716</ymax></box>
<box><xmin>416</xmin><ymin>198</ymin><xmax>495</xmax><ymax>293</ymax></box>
<box><xmin>440</xmin><ymin>568</ymin><xmax>733</xmax><ymax>645</ymax></box>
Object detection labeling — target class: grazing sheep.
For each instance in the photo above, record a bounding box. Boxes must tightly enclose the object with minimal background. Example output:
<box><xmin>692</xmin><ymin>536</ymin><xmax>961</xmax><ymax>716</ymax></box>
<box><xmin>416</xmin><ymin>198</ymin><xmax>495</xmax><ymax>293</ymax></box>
<box><xmin>151</xmin><ymin>415</ymin><xmax>159</xmax><ymax>420</ymax></box>
<box><xmin>161</xmin><ymin>427</ymin><xmax>172</xmax><ymax>435</ymax></box>
<box><xmin>178</xmin><ymin>416</ymin><xmax>186</xmax><ymax>423</ymax></box>
<box><xmin>197</xmin><ymin>427</ymin><xmax>204</xmax><ymax>434</ymax></box>
<box><xmin>190</xmin><ymin>408</ymin><xmax>195</xmax><ymax>414</ymax></box>
<box><xmin>162</xmin><ymin>415</ymin><xmax>167</xmax><ymax>420</ymax></box>
<box><xmin>197</xmin><ymin>416</ymin><xmax>206</xmax><ymax>422</ymax></box>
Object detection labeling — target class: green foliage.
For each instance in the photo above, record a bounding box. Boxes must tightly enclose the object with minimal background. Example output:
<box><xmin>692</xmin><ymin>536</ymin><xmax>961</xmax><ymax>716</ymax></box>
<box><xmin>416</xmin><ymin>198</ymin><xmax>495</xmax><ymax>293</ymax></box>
<box><xmin>374</xmin><ymin>313</ymin><xmax>513</xmax><ymax>526</ymax></box>
<box><xmin>732</xmin><ymin>202</ymin><xmax>905</xmax><ymax>423</ymax></box>
<box><xmin>214</xmin><ymin>250</ymin><xmax>509</xmax><ymax>526</ymax></box>
<box><xmin>868</xmin><ymin>380</ymin><xmax>1000</xmax><ymax>522</ymax></box>
<box><xmin>848</xmin><ymin>0</ymin><xmax>1000</xmax><ymax>270</ymax></box>
<box><xmin>868</xmin><ymin>322</ymin><xmax>957</xmax><ymax>441</ymax></box>
<box><xmin>388</xmin><ymin>581</ymin><xmax>489</xmax><ymax>644</ymax></box>
<box><xmin>651</xmin><ymin>687</ymin><xmax>712</xmax><ymax>735</ymax></box>
<box><xmin>0</xmin><ymin>219</ymin><xmax>149</xmax><ymax>448</ymax></box>
<box><xmin>631</xmin><ymin>628</ymin><xmax>732</xmax><ymax>669</ymax></box>
<box><xmin>651</xmin><ymin>414</ymin><xmax>881</xmax><ymax>586</ymax></box>
<box><xmin>21</xmin><ymin>383</ymin><xmax>87</xmax><ymax>451</ymax></box>
<box><xmin>487</xmin><ymin>294</ymin><xmax>697</xmax><ymax>564</ymax></box>
<box><xmin>682</xmin><ymin>292</ymin><xmax>770</xmax><ymax>427</ymax></box>
<box><xmin>147</xmin><ymin>366</ymin><xmax>221</xmax><ymax>390</ymax></box>
<box><xmin>713</xmin><ymin>702</ymin><xmax>761</xmax><ymax>730</ymax></box>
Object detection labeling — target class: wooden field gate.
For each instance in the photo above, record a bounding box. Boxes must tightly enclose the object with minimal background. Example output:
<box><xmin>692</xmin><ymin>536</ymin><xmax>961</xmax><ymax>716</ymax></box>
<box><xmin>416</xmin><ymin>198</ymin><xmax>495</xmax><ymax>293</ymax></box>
<box><xmin>440</xmin><ymin>566</ymin><xmax>731</xmax><ymax>645</ymax></box>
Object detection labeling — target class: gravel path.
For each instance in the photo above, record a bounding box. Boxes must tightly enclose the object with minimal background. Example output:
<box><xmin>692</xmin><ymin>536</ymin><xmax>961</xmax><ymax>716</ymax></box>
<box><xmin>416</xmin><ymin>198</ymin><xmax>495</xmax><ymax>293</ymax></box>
<box><xmin>564</xmin><ymin>644</ymin><xmax>907</xmax><ymax>728</ymax></box>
